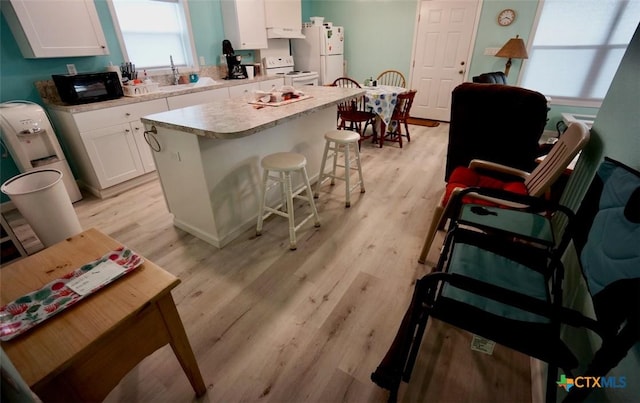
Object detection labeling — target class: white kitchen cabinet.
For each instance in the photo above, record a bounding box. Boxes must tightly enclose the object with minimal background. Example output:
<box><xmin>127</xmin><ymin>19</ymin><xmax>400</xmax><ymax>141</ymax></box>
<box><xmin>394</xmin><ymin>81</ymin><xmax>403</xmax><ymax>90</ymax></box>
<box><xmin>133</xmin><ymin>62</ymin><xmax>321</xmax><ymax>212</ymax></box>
<box><xmin>1</xmin><ymin>0</ymin><xmax>109</xmax><ymax>58</ymax></box>
<box><xmin>81</xmin><ymin>123</ymin><xmax>145</xmax><ymax>189</ymax></box>
<box><xmin>220</xmin><ymin>0</ymin><xmax>268</xmax><ymax>50</ymax></box>
<box><xmin>48</xmin><ymin>99</ymin><xmax>168</xmax><ymax>198</ymax></box>
<box><xmin>259</xmin><ymin>78</ymin><xmax>285</xmax><ymax>90</ymax></box>
<box><xmin>131</xmin><ymin>121</ymin><xmax>156</xmax><ymax>173</ymax></box>
<box><xmin>228</xmin><ymin>78</ymin><xmax>285</xmax><ymax>99</ymax></box>
<box><xmin>166</xmin><ymin>88</ymin><xmax>229</xmax><ymax>110</ymax></box>
<box><xmin>264</xmin><ymin>0</ymin><xmax>302</xmax><ymax>31</ymax></box>
<box><xmin>228</xmin><ymin>82</ymin><xmax>259</xmax><ymax>99</ymax></box>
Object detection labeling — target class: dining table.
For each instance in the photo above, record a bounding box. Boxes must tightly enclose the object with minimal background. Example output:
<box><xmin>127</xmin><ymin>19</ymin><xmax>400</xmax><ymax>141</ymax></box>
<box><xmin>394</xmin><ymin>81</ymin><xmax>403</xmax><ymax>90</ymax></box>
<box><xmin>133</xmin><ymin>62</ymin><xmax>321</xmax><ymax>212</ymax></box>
<box><xmin>363</xmin><ymin>85</ymin><xmax>407</xmax><ymax>147</ymax></box>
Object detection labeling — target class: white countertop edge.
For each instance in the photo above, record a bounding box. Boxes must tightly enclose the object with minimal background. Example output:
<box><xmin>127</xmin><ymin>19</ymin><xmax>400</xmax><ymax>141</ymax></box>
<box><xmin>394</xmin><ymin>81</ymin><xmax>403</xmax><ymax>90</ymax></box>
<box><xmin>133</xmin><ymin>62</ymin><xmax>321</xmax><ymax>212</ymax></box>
<box><xmin>44</xmin><ymin>76</ymin><xmax>284</xmax><ymax>113</ymax></box>
<box><xmin>141</xmin><ymin>86</ymin><xmax>365</xmax><ymax>140</ymax></box>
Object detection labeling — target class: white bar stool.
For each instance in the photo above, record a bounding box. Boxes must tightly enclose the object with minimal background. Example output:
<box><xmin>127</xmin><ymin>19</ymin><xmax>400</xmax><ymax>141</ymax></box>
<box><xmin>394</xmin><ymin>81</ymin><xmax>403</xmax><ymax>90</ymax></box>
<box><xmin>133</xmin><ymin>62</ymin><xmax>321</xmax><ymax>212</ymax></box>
<box><xmin>256</xmin><ymin>152</ymin><xmax>321</xmax><ymax>250</ymax></box>
<box><xmin>314</xmin><ymin>130</ymin><xmax>365</xmax><ymax>207</ymax></box>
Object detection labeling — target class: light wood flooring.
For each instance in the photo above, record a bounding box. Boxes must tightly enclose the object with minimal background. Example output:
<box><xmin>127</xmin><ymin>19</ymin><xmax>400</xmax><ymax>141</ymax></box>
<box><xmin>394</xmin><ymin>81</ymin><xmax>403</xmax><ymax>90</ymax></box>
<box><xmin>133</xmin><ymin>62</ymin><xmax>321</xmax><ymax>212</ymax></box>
<box><xmin>12</xmin><ymin>122</ymin><xmax>533</xmax><ymax>402</ymax></box>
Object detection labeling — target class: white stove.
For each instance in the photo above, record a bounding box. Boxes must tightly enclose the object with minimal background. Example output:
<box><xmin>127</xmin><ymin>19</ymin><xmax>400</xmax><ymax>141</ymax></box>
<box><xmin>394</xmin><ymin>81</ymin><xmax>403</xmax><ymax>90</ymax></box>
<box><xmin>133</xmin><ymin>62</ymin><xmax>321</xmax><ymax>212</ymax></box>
<box><xmin>263</xmin><ymin>56</ymin><xmax>319</xmax><ymax>86</ymax></box>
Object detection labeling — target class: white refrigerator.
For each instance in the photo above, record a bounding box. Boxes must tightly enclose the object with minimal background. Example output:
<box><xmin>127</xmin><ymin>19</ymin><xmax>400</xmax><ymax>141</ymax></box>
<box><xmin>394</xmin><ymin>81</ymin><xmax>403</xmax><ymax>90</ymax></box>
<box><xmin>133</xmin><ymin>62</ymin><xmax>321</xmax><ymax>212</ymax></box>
<box><xmin>292</xmin><ymin>25</ymin><xmax>344</xmax><ymax>85</ymax></box>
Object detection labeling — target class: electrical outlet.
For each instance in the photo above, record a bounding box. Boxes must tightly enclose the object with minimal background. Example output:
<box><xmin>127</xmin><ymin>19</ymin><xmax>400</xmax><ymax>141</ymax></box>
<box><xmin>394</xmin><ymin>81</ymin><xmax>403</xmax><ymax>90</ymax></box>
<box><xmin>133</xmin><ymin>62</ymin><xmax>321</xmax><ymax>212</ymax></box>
<box><xmin>199</xmin><ymin>56</ymin><xmax>205</xmax><ymax>66</ymax></box>
<box><xmin>66</xmin><ymin>64</ymin><xmax>77</xmax><ymax>75</ymax></box>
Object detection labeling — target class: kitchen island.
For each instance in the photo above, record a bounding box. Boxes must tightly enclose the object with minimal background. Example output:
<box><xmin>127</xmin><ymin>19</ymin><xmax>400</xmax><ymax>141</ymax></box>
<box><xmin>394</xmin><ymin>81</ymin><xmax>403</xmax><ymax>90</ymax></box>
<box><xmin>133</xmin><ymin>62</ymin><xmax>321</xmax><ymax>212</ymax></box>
<box><xmin>141</xmin><ymin>85</ymin><xmax>364</xmax><ymax>248</ymax></box>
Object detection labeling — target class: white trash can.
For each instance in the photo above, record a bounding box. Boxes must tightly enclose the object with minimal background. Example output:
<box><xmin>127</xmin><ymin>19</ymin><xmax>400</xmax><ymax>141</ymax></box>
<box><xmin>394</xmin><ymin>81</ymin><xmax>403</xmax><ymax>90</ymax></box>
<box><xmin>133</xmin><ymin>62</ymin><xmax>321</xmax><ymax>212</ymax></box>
<box><xmin>1</xmin><ymin>169</ymin><xmax>82</xmax><ymax>247</ymax></box>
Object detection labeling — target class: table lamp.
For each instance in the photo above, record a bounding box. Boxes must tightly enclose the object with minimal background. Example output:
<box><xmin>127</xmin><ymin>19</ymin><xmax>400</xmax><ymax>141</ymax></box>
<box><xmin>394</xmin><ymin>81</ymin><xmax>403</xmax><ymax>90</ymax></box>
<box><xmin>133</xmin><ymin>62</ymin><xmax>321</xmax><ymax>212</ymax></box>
<box><xmin>495</xmin><ymin>35</ymin><xmax>528</xmax><ymax>76</ymax></box>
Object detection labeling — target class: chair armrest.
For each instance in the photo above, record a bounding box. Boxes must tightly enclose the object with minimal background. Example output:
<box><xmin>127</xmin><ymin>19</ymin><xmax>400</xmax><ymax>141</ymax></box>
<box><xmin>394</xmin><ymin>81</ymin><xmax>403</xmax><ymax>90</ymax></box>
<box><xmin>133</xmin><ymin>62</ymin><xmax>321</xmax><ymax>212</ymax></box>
<box><xmin>452</xmin><ymin>187</ymin><xmax>573</xmax><ymax>217</ymax></box>
<box><xmin>449</xmin><ymin>187</ymin><xmax>576</xmax><ymax>254</ymax></box>
<box><xmin>468</xmin><ymin>159</ymin><xmax>531</xmax><ymax>180</ymax></box>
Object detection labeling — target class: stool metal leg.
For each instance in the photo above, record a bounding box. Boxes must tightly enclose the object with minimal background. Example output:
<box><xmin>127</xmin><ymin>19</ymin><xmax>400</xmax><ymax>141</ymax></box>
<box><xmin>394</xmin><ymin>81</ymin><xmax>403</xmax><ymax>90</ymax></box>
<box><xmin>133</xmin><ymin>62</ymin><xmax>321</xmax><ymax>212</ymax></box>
<box><xmin>284</xmin><ymin>171</ymin><xmax>297</xmax><ymax>250</ymax></box>
<box><xmin>330</xmin><ymin>142</ymin><xmax>339</xmax><ymax>185</ymax></box>
<box><xmin>279</xmin><ymin>171</ymin><xmax>288</xmax><ymax>213</ymax></box>
<box><xmin>354</xmin><ymin>142</ymin><xmax>366</xmax><ymax>194</ymax></box>
<box><xmin>344</xmin><ymin>142</ymin><xmax>352</xmax><ymax>208</ymax></box>
<box><xmin>315</xmin><ymin>140</ymin><xmax>331</xmax><ymax>199</ymax></box>
<box><xmin>256</xmin><ymin>169</ymin><xmax>270</xmax><ymax>236</ymax></box>
<box><xmin>301</xmin><ymin>166</ymin><xmax>321</xmax><ymax>228</ymax></box>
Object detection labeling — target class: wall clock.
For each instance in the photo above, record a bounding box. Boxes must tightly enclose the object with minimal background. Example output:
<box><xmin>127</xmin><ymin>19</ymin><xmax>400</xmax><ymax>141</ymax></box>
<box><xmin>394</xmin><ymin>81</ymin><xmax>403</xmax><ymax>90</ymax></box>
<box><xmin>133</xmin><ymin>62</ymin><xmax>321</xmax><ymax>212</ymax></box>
<box><xmin>497</xmin><ymin>9</ymin><xmax>516</xmax><ymax>26</ymax></box>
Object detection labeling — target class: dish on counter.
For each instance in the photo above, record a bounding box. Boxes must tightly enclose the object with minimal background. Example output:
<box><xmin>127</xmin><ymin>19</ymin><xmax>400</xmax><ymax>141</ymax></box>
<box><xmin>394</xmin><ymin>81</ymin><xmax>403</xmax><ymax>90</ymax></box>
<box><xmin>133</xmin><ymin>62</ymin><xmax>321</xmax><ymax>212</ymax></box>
<box><xmin>252</xmin><ymin>87</ymin><xmax>306</xmax><ymax>104</ymax></box>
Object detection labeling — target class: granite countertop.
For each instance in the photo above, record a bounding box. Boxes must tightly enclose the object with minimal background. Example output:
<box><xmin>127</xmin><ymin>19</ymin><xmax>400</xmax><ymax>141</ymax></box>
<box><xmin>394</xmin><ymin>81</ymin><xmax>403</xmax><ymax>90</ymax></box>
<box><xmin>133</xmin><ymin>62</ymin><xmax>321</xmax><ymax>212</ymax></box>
<box><xmin>141</xmin><ymin>86</ymin><xmax>365</xmax><ymax>140</ymax></box>
<box><xmin>39</xmin><ymin>75</ymin><xmax>283</xmax><ymax>114</ymax></box>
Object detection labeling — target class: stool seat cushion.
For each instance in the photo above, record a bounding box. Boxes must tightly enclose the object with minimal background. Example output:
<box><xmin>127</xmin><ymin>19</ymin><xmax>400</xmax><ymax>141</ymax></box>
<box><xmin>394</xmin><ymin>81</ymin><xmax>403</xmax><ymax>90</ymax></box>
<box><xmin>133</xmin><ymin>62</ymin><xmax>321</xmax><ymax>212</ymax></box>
<box><xmin>325</xmin><ymin>130</ymin><xmax>361</xmax><ymax>143</ymax></box>
<box><xmin>262</xmin><ymin>152</ymin><xmax>307</xmax><ymax>171</ymax></box>
<box><xmin>444</xmin><ymin>166</ymin><xmax>528</xmax><ymax>206</ymax></box>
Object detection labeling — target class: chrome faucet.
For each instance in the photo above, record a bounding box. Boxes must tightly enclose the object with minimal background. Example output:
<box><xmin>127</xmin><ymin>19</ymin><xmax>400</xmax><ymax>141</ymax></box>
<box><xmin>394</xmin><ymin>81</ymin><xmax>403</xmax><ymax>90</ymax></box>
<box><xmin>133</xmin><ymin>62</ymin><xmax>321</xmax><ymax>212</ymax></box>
<box><xmin>170</xmin><ymin>55</ymin><xmax>179</xmax><ymax>85</ymax></box>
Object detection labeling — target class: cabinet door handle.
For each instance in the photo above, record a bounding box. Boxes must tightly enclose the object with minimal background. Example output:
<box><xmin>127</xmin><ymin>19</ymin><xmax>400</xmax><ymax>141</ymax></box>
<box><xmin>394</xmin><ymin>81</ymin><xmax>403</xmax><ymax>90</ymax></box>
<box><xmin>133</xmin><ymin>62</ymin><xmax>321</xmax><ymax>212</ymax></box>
<box><xmin>125</xmin><ymin>113</ymin><xmax>131</xmax><ymax>117</ymax></box>
<box><xmin>125</xmin><ymin>129</ymin><xmax>130</xmax><ymax>133</ymax></box>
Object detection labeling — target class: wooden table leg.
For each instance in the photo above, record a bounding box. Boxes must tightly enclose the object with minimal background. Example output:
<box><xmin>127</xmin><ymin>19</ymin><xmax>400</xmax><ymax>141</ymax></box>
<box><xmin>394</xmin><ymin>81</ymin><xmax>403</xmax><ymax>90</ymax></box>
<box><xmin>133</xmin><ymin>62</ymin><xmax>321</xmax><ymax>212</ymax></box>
<box><xmin>379</xmin><ymin>119</ymin><xmax>387</xmax><ymax>148</ymax></box>
<box><xmin>156</xmin><ymin>294</ymin><xmax>207</xmax><ymax>397</ymax></box>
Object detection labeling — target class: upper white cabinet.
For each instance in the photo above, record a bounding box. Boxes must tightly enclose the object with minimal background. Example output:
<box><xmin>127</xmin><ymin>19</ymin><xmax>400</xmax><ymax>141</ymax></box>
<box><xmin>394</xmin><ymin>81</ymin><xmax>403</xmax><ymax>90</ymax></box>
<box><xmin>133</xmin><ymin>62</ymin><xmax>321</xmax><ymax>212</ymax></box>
<box><xmin>264</xmin><ymin>0</ymin><xmax>302</xmax><ymax>32</ymax></box>
<box><xmin>220</xmin><ymin>0</ymin><xmax>268</xmax><ymax>50</ymax></box>
<box><xmin>1</xmin><ymin>0</ymin><xmax>109</xmax><ymax>58</ymax></box>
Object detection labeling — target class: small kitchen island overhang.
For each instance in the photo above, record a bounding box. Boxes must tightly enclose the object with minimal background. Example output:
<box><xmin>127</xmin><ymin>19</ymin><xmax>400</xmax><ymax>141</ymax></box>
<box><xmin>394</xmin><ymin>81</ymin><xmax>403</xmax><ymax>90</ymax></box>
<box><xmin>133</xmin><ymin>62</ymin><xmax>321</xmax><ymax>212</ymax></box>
<box><xmin>141</xmin><ymin>85</ymin><xmax>365</xmax><ymax>248</ymax></box>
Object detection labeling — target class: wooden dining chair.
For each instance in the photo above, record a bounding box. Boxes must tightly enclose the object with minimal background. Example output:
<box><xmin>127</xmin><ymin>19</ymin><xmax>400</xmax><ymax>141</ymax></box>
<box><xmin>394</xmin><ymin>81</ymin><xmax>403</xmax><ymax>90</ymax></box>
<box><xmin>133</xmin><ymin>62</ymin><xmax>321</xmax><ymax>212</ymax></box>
<box><xmin>332</xmin><ymin>77</ymin><xmax>362</xmax><ymax>89</ymax></box>
<box><xmin>376</xmin><ymin>70</ymin><xmax>406</xmax><ymax>88</ymax></box>
<box><xmin>381</xmin><ymin>90</ymin><xmax>417</xmax><ymax>148</ymax></box>
<box><xmin>331</xmin><ymin>77</ymin><xmax>377</xmax><ymax>148</ymax></box>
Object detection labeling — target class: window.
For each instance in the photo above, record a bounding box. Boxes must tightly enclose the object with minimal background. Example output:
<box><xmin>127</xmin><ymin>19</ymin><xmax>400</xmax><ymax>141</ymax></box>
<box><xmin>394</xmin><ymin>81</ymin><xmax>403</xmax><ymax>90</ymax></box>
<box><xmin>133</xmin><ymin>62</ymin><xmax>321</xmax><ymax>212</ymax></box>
<box><xmin>108</xmin><ymin>0</ymin><xmax>197</xmax><ymax>70</ymax></box>
<box><xmin>521</xmin><ymin>0</ymin><xmax>640</xmax><ymax>107</ymax></box>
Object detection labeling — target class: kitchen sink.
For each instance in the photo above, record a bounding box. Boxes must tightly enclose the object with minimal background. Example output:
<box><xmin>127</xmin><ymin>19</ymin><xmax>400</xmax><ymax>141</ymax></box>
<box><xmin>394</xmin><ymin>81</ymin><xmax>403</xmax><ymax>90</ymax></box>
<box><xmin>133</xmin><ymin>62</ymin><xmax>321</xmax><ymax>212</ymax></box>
<box><xmin>158</xmin><ymin>83</ymin><xmax>197</xmax><ymax>92</ymax></box>
<box><xmin>158</xmin><ymin>77</ymin><xmax>218</xmax><ymax>92</ymax></box>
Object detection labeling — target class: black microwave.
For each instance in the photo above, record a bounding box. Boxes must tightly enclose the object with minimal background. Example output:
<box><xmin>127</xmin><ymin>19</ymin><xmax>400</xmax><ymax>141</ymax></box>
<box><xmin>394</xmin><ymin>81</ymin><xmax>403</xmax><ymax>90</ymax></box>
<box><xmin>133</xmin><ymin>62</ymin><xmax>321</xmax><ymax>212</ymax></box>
<box><xmin>52</xmin><ymin>72</ymin><xmax>123</xmax><ymax>105</ymax></box>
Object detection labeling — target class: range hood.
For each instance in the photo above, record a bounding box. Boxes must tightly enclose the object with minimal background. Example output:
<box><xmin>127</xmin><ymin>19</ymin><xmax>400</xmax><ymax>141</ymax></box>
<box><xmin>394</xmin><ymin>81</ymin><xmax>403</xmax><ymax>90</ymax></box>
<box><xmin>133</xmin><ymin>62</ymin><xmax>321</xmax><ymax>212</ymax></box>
<box><xmin>267</xmin><ymin>27</ymin><xmax>305</xmax><ymax>39</ymax></box>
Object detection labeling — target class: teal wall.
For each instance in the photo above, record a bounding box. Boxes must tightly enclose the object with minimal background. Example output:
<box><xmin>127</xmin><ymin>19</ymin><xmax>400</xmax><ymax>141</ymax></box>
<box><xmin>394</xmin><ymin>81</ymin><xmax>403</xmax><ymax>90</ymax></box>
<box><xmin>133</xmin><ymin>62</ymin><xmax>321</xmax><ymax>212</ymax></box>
<box><xmin>0</xmin><ymin>0</ymin><xmax>616</xmax><ymax>202</ymax></box>
<box><xmin>468</xmin><ymin>0</ymin><xmax>539</xmax><ymax>83</ymax></box>
<box><xmin>0</xmin><ymin>0</ymin><xmax>226</xmax><ymax>202</ymax></box>
<box><xmin>303</xmin><ymin>0</ymin><xmax>416</xmax><ymax>83</ymax></box>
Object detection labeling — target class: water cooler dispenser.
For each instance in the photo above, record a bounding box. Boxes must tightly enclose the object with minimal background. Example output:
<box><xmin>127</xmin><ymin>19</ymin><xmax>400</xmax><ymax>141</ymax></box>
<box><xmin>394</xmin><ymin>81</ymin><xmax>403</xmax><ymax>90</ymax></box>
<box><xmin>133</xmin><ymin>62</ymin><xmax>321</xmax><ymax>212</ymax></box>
<box><xmin>0</xmin><ymin>101</ymin><xmax>82</xmax><ymax>202</ymax></box>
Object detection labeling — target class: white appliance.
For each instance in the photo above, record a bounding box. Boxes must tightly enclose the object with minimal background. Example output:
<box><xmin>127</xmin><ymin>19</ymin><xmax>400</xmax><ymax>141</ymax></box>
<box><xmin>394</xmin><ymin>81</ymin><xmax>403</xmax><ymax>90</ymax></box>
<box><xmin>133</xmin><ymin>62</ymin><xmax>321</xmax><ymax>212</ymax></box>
<box><xmin>263</xmin><ymin>55</ymin><xmax>319</xmax><ymax>86</ymax></box>
<box><xmin>292</xmin><ymin>23</ymin><xmax>344</xmax><ymax>85</ymax></box>
<box><xmin>0</xmin><ymin>101</ymin><xmax>82</xmax><ymax>202</ymax></box>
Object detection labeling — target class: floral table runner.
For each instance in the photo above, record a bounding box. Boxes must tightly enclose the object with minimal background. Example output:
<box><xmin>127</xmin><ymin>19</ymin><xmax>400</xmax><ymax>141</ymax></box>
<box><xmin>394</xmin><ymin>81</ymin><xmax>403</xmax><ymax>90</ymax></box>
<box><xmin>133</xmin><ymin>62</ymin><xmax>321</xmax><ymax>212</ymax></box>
<box><xmin>0</xmin><ymin>247</ymin><xmax>143</xmax><ymax>341</ymax></box>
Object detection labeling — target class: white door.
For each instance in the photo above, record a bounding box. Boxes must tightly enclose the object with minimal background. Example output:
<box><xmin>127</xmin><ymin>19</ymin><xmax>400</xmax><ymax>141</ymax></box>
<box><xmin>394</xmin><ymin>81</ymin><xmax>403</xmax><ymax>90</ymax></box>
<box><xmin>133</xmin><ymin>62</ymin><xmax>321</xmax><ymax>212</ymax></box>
<box><xmin>410</xmin><ymin>0</ymin><xmax>479</xmax><ymax>121</ymax></box>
